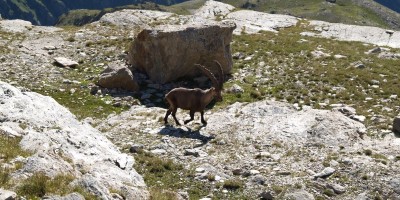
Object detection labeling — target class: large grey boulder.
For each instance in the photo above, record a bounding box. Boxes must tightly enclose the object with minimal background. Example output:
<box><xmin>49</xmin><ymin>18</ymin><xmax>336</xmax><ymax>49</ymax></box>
<box><xmin>98</xmin><ymin>63</ymin><xmax>139</xmax><ymax>92</ymax></box>
<box><xmin>127</xmin><ymin>20</ymin><xmax>236</xmax><ymax>83</ymax></box>
<box><xmin>0</xmin><ymin>81</ymin><xmax>148</xmax><ymax>200</ymax></box>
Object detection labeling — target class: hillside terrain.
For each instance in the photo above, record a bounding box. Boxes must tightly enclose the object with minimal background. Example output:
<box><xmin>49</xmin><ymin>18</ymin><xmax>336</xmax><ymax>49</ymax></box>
<box><xmin>375</xmin><ymin>0</ymin><xmax>400</xmax><ymax>13</ymax></box>
<box><xmin>0</xmin><ymin>1</ymin><xmax>400</xmax><ymax>200</ymax></box>
<box><xmin>0</xmin><ymin>0</ymin><xmax>186</xmax><ymax>25</ymax></box>
<box><xmin>1</xmin><ymin>0</ymin><xmax>400</xmax><ymax>29</ymax></box>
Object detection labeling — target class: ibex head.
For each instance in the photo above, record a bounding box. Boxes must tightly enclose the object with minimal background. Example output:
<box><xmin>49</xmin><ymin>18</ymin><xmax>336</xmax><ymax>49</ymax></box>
<box><xmin>195</xmin><ymin>60</ymin><xmax>224</xmax><ymax>102</ymax></box>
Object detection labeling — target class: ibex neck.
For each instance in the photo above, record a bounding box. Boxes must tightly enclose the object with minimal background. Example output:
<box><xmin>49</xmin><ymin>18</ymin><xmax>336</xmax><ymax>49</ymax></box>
<box><xmin>203</xmin><ymin>88</ymin><xmax>215</xmax><ymax>104</ymax></box>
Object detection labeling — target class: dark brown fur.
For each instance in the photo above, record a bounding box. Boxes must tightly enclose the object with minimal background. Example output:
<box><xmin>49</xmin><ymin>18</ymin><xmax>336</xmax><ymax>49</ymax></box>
<box><xmin>164</xmin><ymin>61</ymin><xmax>224</xmax><ymax>125</ymax></box>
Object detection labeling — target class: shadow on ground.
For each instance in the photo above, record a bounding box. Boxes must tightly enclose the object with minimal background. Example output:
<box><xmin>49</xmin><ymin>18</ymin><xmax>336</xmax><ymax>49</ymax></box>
<box><xmin>160</xmin><ymin>125</ymin><xmax>215</xmax><ymax>146</ymax></box>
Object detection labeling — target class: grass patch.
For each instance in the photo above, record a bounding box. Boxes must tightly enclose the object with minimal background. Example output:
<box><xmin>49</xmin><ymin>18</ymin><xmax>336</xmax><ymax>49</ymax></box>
<box><xmin>134</xmin><ymin>151</ymin><xmax>250</xmax><ymax>199</ymax></box>
<box><xmin>222</xmin><ymin>179</ymin><xmax>243</xmax><ymax>190</ymax></box>
<box><xmin>17</xmin><ymin>173</ymin><xmax>97</xmax><ymax>199</ymax></box>
<box><xmin>221</xmin><ymin>23</ymin><xmax>400</xmax><ymax>133</ymax></box>
<box><xmin>0</xmin><ymin>134</ymin><xmax>31</xmax><ymax>163</ymax></box>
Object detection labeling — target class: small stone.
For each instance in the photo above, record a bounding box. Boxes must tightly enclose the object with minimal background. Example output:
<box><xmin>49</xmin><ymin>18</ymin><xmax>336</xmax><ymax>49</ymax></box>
<box><xmin>62</xmin><ymin>79</ymin><xmax>72</xmax><ymax>84</ymax></box>
<box><xmin>334</xmin><ymin>54</ymin><xmax>347</xmax><ymax>59</ymax></box>
<box><xmin>284</xmin><ymin>190</ymin><xmax>315</xmax><ymax>200</ymax></box>
<box><xmin>184</xmin><ymin>149</ymin><xmax>200</xmax><ymax>157</ymax></box>
<box><xmin>244</xmin><ymin>56</ymin><xmax>252</xmax><ymax>61</ymax></box>
<box><xmin>113</xmin><ymin>102</ymin><xmax>122</xmax><ymax>107</ymax></box>
<box><xmin>365</xmin><ymin>47</ymin><xmax>381</xmax><ymax>54</ymax></box>
<box><xmin>330</xmin><ymin>160</ymin><xmax>339</xmax><ymax>167</ymax></box>
<box><xmin>195</xmin><ymin>167</ymin><xmax>205</xmax><ymax>173</ymax></box>
<box><xmin>351</xmin><ymin>115</ymin><xmax>366</xmax><ymax>122</ymax></box>
<box><xmin>327</xmin><ymin>183</ymin><xmax>346</xmax><ymax>194</ymax></box>
<box><xmin>251</xmin><ymin>175</ymin><xmax>266</xmax><ymax>185</ymax></box>
<box><xmin>228</xmin><ymin>84</ymin><xmax>244</xmax><ymax>94</ymax></box>
<box><xmin>151</xmin><ymin>149</ymin><xmax>166</xmax><ymax>154</ymax></box>
<box><xmin>233</xmin><ymin>52</ymin><xmax>245</xmax><ymax>59</ymax></box>
<box><xmin>250</xmin><ymin>169</ymin><xmax>260</xmax><ymax>175</ymax></box>
<box><xmin>260</xmin><ymin>191</ymin><xmax>274</xmax><ymax>200</ymax></box>
<box><xmin>341</xmin><ymin>157</ymin><xmax>353</xmax><ymax>165</ymax></box>
<box><xmin>54</xmin><ymin>57</ymin><xmax>79</xmax><ymax>68</ymax></box>
<box><xmin>386</xmin><ymin>30</ymin><xmax>395</xmax><ymax>34</ymax></box>
<box><xmin>256</xmin><ymin>151</ymin><xmax>271</xmax><ymax>158</ymax></box>
<box><xmin>313</xmin><ymin>167</ymin><xmax>335</xmax><ymax>179</ymax></box>
<box><xmin>352</xmin><ymin>61</ymin><xmax>365</xmax><ymax>69</ymax></box>
<box><xmin>90</xmin><ymin>86</ymin><xmax>99</xmax><ymax>95</ymax></box>
<box><xmin>129</xmin><ymin>144</ymin><xmax>144</xmax><ymax>153</ymax></box>
<box><xmin>232</xmin><ymin>168</ymin><xmax>242</xmax><ymax>175</ymax></box>
<box><xmin>333</xmin><ymin>106</ymin><xmax>356</xmax><ymax>116</ymax></box>
<box><xmin>43</xmin><ymin>45</ymin><xmax>56</xmax><ymax>50</ymax></box>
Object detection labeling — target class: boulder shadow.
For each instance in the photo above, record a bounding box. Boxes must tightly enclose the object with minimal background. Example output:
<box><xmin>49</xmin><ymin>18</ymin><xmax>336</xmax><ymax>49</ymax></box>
<box><xmin>394</xmin><ymin>130</ymin><xmax>400</xmax><ymax>138</ymax></box>
<box><xmin>160</xmin><ymin>125</ymin><xmax>215</xmax><ymax>145</ymax></box>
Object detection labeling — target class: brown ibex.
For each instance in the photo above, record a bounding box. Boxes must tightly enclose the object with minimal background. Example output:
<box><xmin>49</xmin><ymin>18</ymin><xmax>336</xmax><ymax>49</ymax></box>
<box><xmin>164</xmin><ymin>60</ymin><xmax>224</xmax><ymax>126</ymax></box>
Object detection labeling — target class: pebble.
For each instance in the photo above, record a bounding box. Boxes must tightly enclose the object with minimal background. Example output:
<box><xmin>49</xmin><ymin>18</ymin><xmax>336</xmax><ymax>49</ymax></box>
<box><xmin>313</xmin><ymin>167</ymin><xmax>335</xmax><ymax>179</ymax></box>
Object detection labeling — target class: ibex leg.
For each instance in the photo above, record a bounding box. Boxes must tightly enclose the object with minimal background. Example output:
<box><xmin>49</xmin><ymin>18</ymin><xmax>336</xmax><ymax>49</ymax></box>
<box><xmin>200</xmin><ymin>111</ymin><xmax>207</xmax><ymax>125</ymax></box>
<box><xmin>172</xmin><ymin>108</ymin><xmax>181</xmax><ymax>125</ymax></box>
<box><xmin>164</xmin><ymin>109</ymin><xmax>172</xmax><ymax>124</ymax></box>
<box><xmin>184</xmin><ymin>110</ymin><xmax>195</xmax><ymax>124</ymax></box>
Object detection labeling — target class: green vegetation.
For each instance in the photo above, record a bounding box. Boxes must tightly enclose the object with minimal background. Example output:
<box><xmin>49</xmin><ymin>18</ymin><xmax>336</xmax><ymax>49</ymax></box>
<box><xmin>0</xmin><ymin>134</ymin><xmax>31</xmax><ymax>189</ymax></box>
<box><xmin>17</xmin><ymin>173</ymin><xmax>97</xmax><ymax>199</ymax></box>
<box><xmin>217</xmin><ymin>22</ymin><xmax>400</xmax><ymax>133</ymax></box>
<box><xmin>133</xmin><ymin>150</ymin><xmax>249</xmax><ymax>199</ymax></box>
<box><xmin>0</xmin><ymin>134</ymin><xmax>31</xmax><ymax>163</ymax></box>
<box><xmin>56</xmin><ymin>2</ymin><xmax>164</xmax><ymax>26</ymax></box>
<box><xmin>222</xmin><ymin>179</ymin><xmax>243</xmax><ymax>190</ymax></box>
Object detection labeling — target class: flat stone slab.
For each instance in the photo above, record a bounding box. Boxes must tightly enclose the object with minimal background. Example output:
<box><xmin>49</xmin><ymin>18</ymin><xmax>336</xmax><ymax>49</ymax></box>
<box><xmin>54</xmin><ymin>57</ymin><xmax>79</xmax><ymax>68</ymax></box>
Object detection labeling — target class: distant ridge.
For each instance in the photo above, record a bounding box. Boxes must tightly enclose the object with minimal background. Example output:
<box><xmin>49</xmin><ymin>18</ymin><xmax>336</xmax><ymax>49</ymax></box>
<box><xmin>374</xmin><ymin>0</ymin><xmax>400</xmax><ymax>13</ymax></box>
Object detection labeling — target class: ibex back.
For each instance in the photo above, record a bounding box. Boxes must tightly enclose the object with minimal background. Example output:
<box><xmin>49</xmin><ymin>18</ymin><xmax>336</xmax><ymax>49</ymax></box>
<box><xmin>164</xmin><ymin>61</ymin><xmax>224</xmax><ymax>125</ymax></box>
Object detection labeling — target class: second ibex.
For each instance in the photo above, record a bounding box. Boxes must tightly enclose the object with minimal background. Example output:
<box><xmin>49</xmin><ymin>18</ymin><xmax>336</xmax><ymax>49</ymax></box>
<box><xmin>164</xmin><ymin>60</ymin><xmax>224</xmax><ymax>125</ymax></box>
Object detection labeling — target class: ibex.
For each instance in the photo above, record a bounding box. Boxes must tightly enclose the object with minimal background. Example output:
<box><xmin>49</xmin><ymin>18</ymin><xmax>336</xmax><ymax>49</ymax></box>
<box><xmin>164</xmin><ymin>60</ymin><xmax>224</xmax><ymax>126</ymax></box>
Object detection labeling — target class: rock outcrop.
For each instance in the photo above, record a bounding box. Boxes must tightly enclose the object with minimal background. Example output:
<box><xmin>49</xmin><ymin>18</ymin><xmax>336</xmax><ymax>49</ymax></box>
<box><xmin>127</xmin><ymin>21</ymin><xmax>236</xmax><ymax>83</ymax></box>
<box><xmin>0</xmin><ymin>19</ymin><xmax>33</xmax><ymax>33</ymax></box>
<box><xmin>193</xmin><ymin>0</ymin><xmax>235</xmax><ymax>20</ymax></box>
<box><xmin>98</xmin><ymin>63</ymin><xmax>139</xmax><ymax>92</ymax></box>
<box><xmin>0</xmin><ymin>81</ymin><xmax>148</xmax><ymax>199</ymax></box>
<box><xmin>97</xmin><ymin>9</ymin><xmax>175</xmax><ymax>27</ymax></box>
<box><xmin>225</xmin><ymin>10</ymin><xmax>298</xmax><ymax>34</ymax></box>
<box><xmin>302</xmin><ymin>20</ymin><xmax>400</xmax><ymax>48</ymax></box>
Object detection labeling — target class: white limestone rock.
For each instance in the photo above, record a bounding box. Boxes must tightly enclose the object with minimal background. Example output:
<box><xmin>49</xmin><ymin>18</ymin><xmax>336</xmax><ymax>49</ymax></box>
<box><xmin>0</xmin><ymin>81</ymin><xmax>149</xmax><ymax>200</ymax></box>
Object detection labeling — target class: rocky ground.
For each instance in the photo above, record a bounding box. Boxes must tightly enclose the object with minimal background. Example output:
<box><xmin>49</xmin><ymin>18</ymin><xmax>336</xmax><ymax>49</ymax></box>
<box><xmin>1</xmin><ymin>1</ymin><xmax>400</xmax><ymax>200</ymax></box>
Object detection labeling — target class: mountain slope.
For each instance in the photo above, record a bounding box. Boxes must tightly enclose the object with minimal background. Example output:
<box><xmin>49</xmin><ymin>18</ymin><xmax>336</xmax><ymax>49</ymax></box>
<box><xmin>0</xmin><ymin>0</ymin><xmax>186</xmax><ymax>25</ymax></box>
<box><xmin>166</xmin><ymin>0</ymin><xmax>400</xmax><ymax>30</ymax></box>
<box><xmin>375</xmin><ymin>0</ymin><xmax>400</xmax><ymax>13</ymax></box>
